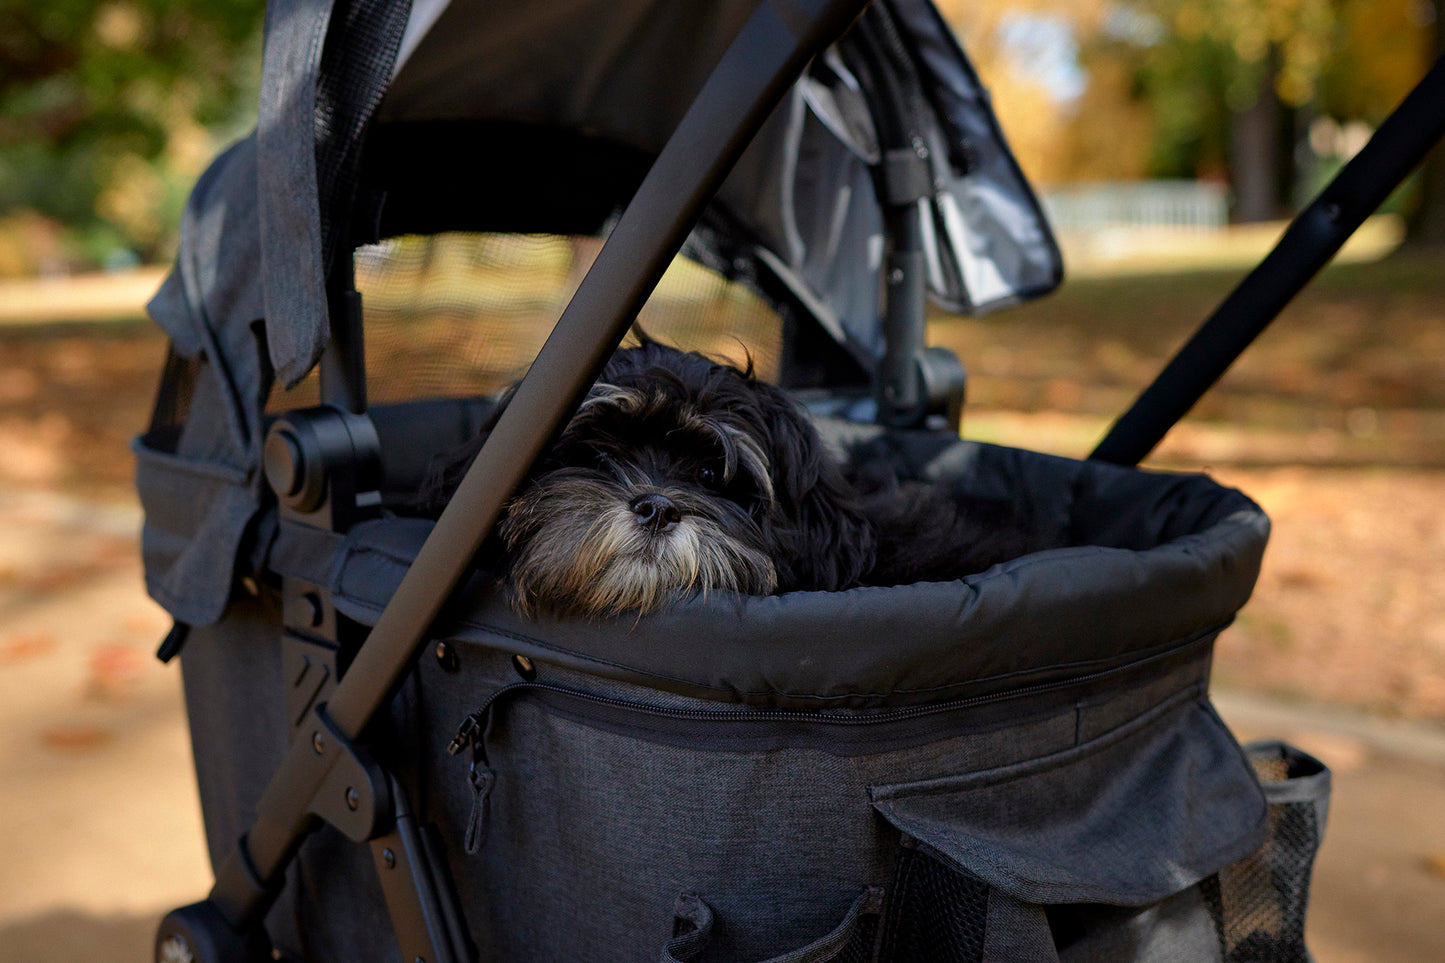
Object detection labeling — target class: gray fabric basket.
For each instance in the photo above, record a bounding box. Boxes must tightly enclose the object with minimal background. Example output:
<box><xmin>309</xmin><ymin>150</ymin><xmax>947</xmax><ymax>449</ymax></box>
<box><xmin>173</xmin><ymin>424</ymin><xmax>1329</xmax><ymax>962</ymax></box>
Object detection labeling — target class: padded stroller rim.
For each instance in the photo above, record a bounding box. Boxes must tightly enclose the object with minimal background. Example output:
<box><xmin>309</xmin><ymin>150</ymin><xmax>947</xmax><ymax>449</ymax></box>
<box><xmin>269</xmin><ymin>439</ymin><xmax>1269</xmax><ymax>709</ymax></box>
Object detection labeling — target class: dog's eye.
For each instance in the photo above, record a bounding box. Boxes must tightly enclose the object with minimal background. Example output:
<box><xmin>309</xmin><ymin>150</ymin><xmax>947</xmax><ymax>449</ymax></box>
<box><xmin>696</xmin><ymin>464</ymin><xmax>721</xmax><ymax>488</ymax></box>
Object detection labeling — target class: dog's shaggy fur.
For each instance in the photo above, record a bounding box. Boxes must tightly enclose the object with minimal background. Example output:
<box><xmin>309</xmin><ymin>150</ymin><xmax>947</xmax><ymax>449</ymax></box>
<box><xmin>417</xmin><ymin>341</ymin><xmax>1033</xmax><ymax>619</ymax></box>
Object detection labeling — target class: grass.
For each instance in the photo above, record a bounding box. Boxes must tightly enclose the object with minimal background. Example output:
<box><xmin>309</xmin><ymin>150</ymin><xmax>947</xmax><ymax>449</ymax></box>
<box><xmin>930</xmin><ymin>243</ymin><xmax>1445</xmax><ymax>468</ymax></box>
<box><xmin>4</xmin><ymin>230</ymin><xmax>1443</xmax><ymax>490</ymax></box>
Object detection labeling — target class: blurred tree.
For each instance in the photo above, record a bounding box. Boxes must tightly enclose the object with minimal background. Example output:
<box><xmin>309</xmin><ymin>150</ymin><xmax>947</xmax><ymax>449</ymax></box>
<box><xmin>1403</xmin><ymin>0</ymin><xmax>1445</xmax><ymax>245</ymax></box>
<box><xmin>934</xmin><ymin>0</ymin><xmax>1116</xmax><ymax>184</ymax></box>
<box><xmin>939</xmin><ymin>0</ymin><xmax>1435</xmax><ymax>225</ymax></box>
<box><xmin>1126</xmin><ymin>0</ymin><xmax>1340</xmax><ymax>222</ymax></box>
<box><xmin>0</xmin><ymin>0</ymin><xmax>262</xmax><ymax>273</ymax></box>
<box><xmin>1320</xmin><ymin>0</ymin><xmax>1432</xmax><ymax>119</ymax></box>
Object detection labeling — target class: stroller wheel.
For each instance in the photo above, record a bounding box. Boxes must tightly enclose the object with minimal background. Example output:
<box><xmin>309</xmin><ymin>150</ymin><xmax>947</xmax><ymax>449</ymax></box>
<box><xmin>155</xmin><ymin>901</ymin><xmax>271</xmax><ymax>963</ymax></box>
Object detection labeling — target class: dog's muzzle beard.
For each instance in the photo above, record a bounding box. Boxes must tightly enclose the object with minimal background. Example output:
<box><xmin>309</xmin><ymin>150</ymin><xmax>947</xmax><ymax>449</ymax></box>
<box><xmin>500</xmin><ymin>471</ymin><xmax>778</xmax><ymax>619</ymax></box>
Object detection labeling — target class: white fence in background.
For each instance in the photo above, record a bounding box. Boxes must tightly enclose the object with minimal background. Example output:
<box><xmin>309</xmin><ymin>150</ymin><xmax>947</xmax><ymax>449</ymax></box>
<box><xmin>1041</xmin><ymin>180</ymin><xmax>1229</xmax><ymax>233</ymax></box>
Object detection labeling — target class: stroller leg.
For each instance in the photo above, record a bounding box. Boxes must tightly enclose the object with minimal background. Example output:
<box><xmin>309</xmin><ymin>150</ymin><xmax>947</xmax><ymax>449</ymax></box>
<box><xmin>369</xmin><ymin>773</ymin><xmax>475</xmax><ymax>963</ymax></box>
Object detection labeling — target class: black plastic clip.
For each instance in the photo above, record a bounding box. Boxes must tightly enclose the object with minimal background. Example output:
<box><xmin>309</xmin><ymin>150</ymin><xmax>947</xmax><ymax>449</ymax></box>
<box><xmin>156</xmin><ymin>621</ymin><xmax>190</xmax><ymax>664</ymax></box>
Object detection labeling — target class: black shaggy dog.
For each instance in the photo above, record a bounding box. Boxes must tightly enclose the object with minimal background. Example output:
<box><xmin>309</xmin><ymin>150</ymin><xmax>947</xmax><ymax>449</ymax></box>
<box><xmin>418</xmin><ymin>341</ymin><xmax>1032</xmax><ymax>619</ymax></box>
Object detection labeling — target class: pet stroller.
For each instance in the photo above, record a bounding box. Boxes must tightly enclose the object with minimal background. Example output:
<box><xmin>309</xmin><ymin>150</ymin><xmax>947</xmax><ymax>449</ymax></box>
<box><xmin>139</xmin><ymin>0</ymin><xmax>1442</xmax><ymax>959</ymax></box>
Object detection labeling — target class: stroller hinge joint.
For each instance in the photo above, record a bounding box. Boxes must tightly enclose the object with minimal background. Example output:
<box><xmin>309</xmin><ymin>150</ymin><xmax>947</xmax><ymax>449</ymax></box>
<box><xmin>304</xmin><ymin>704</ymin><xmax>393</xmax><ymax>844</ymax></box>
<box><xmin>263</xmin><ymin>407</ymin><xmax>383</xmax><ymax>533</ymax></box>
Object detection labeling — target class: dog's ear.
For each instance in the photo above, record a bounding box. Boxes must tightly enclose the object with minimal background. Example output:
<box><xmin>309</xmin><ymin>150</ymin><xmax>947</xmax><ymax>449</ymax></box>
<box><xmin>628</xmin><ymin>323</ymin><xmax>657</xmax><ymax>349</ymax></box>
<box><xmin>411</xmin><ymin>430</ymin><xmax>488</xmax><ymax>515</ymax></box>
<box><xmin>752</xmin><ymin>387</ymin><xmax>876</xmax><ymax>592</ymax></box>
<box><xmin>410</xmin><ymin>380</ymin><xmax>517</xmax><ymax>515</ymax></box>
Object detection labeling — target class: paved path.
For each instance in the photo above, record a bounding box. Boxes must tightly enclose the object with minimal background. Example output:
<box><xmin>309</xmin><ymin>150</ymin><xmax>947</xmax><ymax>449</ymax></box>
<box><xmin>0</xmin><ymin>488</ymin><xmax>1441</xmax><ymax>961</ymax></box>
<box><xmin>0</xmin><ymin>268</ymin><xmax>166</xmax><ymax>325</ymax></box>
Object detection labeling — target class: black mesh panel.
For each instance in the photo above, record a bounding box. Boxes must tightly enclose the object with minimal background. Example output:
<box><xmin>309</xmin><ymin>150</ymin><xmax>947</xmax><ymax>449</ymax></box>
<box><xmin>879</xmin><ymin>844</ymin><xmax>989</xmax><ymax>963</ymax></box>
<box><xmin>1205</xmin><ymin>801</ymin><xmax>1320</xmax><ymax>963</ymax></box>
<box><xmin>834</xmin><ymin>912</ymin><xmax>880</xmax><ymax>963</ymax></box>
<box><xmin>270</xmin><ymin>233</ymin><xmax>785</xmax><ymax>412</ymax></box>
<box><xmin>314</xmin><ymin>0</ymin><xmax>412</xmax><ymax>272</ymax></box>
<box><xmin>1203</xmin><ymin>747</ymin><xmax>1327</xmax><ymax>963</ymax></box>
<box><xmin>141</xmin><ymin>346</ymin><xmax>202</xmax><ymax>454</ymax></box>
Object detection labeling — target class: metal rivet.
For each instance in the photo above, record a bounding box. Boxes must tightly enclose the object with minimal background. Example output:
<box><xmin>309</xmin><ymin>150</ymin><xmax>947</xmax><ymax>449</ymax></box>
<box><xmin>383</xmin><ymin>848</ymin><xmax>396</xmax><ymax>869</ymax></box>
<box><xmin>511</xmin><ymin>655</ymin><xmax>536</xmax><ymax>680</ymax></box>
<box><xmin>312</xmin><ymin>732</ymin><xmax>326</xmax><ymax>754</ymax></box>
<box><xmin>435</xmin><ymin>641</ymin><xmax>460</xmax><ymax>673</ymax></box>
<box><xmin>345</xmin><ymin>787</ymin><xmax>360</xmax><ymax>811</ymax></box>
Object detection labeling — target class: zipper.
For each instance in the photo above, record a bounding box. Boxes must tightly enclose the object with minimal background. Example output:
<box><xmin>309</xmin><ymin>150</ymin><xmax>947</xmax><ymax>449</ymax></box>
<box><xmin>446</xmin><ymin>634</ymin><xmax>1215</xmax><ymax>758</ymax></box>
<box><xmin>447</xmin><ymin>633</ymin><xmax>1215</xmax><ymax>853</ymax></box>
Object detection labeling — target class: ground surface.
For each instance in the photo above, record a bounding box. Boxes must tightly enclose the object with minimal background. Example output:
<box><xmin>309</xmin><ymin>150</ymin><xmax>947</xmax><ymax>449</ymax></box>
<box><xmin>0</xmin><ymin>237</ymin><xmax>1441</xmax><ymax>959</ymax></box>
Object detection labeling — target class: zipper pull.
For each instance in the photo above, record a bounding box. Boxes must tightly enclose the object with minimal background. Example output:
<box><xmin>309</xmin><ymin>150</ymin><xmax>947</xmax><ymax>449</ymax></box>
<box><xmin>451</xmin><ymin>683</ymin><xmax>537</xmax><ymax>854</ymax></box>
<box><xmin>449</xmin><ymin>682</ymin><xmax>531</xmax><ymax>755</ymax></box>
<box><xmin>463</xmin><ymin>760</ymin><xmax>496</xmax><ymax>855</ymax></box>
<box><xmin>447</xmin><ymin>710</ymin><xmax>485</xmax><ymax>756</ymax></box>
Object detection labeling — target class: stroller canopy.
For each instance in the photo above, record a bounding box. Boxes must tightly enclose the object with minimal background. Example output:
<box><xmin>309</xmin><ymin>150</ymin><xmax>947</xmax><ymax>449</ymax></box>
<box><xmin>150</xmin><ymin>0</ymin><xmax>1059</xmax><ymax>389</ymax></box>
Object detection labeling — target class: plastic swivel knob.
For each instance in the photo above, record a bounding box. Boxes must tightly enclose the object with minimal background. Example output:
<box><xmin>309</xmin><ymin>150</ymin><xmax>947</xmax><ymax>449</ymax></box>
<box><xmin>263</xmin><ymin>421</ymin><xmax>328</xmax><ymax>513</ymax></box>
<box><xmin>263</xmin><ymin>428</ymin><xmax>306</xmax><ymax>498</ymax></box>
<box><xmin>155</xmin><ymin>901</ymin><xmax>270</xmax><ymax>963</ymax></box>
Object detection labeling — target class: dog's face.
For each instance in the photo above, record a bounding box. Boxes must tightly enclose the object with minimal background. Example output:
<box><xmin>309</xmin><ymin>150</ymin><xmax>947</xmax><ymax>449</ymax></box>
<box><xmin>499</xmin><ymin>343</ymin><xmax>874</xmax><ymax>619</ymax></box>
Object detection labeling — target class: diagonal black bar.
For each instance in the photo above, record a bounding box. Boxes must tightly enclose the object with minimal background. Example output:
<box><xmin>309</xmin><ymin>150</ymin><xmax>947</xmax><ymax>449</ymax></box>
<box><xmin>1090</xmin><ymin>55</ymin><xmax>1445</xmax><ymax>467</ymax></box>
<box><xmin>203</xmin><ymin>0</ymin><xmax>872</xmax><ymax>934</ymax></box>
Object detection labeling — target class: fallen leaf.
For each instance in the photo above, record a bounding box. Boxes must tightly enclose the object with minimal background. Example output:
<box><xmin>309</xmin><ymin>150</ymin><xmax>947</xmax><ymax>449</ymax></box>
<box><xmin>42</xmin><ymin>724</ymin><xmax>113</xmax><ymax>751</ymax></box>
<box><xmin>84</xmin><ymin>642</ymin><xmax>147</xmax><ymax>702</ymax></box>
<box><xmin>0</xmin><ymin>632</ymin><xmax>58</xmax><ymax>664</ymax></box>
<box><xmin>28</xmin><ymin>564</ymin><xmax>96</xmax><ymax>593</ymax></box>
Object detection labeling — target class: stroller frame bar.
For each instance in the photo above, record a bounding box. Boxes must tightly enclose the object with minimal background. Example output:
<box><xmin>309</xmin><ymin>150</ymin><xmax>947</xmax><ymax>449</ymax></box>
<box><xmin>1091</xmin><ymin>54</ymin><xmax>1445</xmax><ymax>467</ymax></box>
<box><xmin>179</xmin><ymin>0</ymin><xmax>873</xmax><ymax>957</ymax></box>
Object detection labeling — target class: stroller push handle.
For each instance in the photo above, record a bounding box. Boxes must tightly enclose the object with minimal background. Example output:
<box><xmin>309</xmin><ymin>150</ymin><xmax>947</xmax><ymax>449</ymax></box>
<box><xmin>183</xmin><ymin>0</ymin><xmax>874</xmax><ymax>958</ymax></box>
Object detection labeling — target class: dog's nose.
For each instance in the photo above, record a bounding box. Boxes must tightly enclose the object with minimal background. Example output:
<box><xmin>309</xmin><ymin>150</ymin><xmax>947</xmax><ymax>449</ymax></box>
<box><xmin>629</xmin><ymin>493</ymin><xmax>681</xmax><ymax>534</ymax></box>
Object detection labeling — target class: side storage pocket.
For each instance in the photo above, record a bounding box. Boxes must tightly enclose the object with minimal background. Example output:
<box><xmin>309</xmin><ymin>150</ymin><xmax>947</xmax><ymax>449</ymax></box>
<box><xmin>1202</xmin><ymin>741</ymin><xmax>1330</xmax><ymax>963</ymax></box>
<box><xmin>133</xmin><ymin>345</ymin><xmax>262</xmax><ymax>628</ymax></box>
<box><xmin>662</xmin><ymin>888</ymin><xmax>885</xmax><ymax>963</ymax></box>
<box><xmin>134</xmin><ymin>438</ymin><xmax>258</xmax><ymax>625</ymax></box>
<box><xmin>868</xmin><ymin>694</ymin><xmax>1272</xmax><ymax>961</ymax></box>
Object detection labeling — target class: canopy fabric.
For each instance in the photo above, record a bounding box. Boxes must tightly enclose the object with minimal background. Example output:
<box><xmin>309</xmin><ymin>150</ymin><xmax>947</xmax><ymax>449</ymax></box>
<box><xmin>154</xmin><ymin>0</ymin><xmax>1060</xmax><ymax>389</ymax></box>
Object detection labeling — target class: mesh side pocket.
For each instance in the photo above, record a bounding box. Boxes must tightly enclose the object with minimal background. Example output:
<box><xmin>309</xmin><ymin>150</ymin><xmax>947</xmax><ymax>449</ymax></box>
<box><xmin>831</xmin><ymin>912</ymin><xmax>879</xmax><ymax>963</ymax></box>
<box><xmin>141</xmin><ymin>346</ymin><xmax>202</xmax><ymax>454</ymax></box>
<box><xmin>1204</xmin><ymin>741</ymin><xmax>1330</xmax><ymax>963</ymax></box>
<box><xmin>879</xmin><ymin>842</ymin><xmax>989</xmax><ymax>963</ymax></box>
